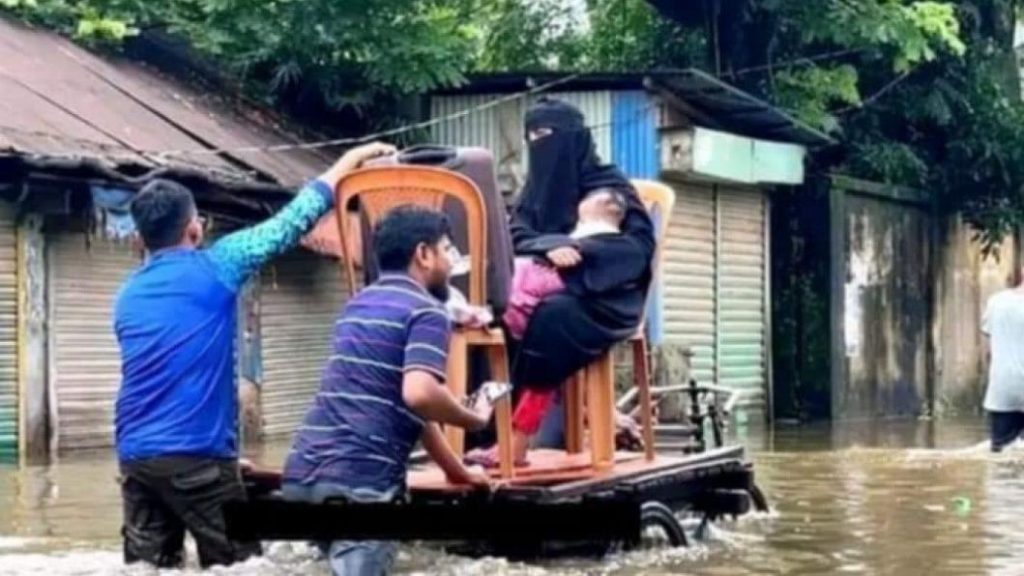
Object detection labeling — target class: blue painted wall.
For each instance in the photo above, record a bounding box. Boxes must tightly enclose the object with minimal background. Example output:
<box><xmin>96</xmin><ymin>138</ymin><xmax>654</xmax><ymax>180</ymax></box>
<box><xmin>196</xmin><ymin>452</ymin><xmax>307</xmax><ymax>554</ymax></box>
<box><xmin>612</xmin><ymin>91</ymin><xmax>659</xmax><ymax>179</ymax></box>
<box><xmin>611</xmin><ymin>91</ymin><xmax>665</xmax><ymax>346</ymax></box>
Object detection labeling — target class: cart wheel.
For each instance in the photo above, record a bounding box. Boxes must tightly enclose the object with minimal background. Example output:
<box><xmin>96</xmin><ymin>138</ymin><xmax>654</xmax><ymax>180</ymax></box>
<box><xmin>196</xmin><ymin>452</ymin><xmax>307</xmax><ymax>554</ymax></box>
<box><xmin>749</xmin><ymin>483</ymin><xmax>770</xmax><ymax>513</ymax></box>
<box><xmin>638</xmin><ymin>501</ymin><xmax>688</xmax><ymax>548</ymax></box>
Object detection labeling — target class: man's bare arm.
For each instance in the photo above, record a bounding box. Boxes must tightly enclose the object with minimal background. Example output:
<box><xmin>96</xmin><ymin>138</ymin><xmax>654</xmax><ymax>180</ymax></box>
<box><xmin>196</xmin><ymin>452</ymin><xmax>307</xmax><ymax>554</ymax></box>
<box><xmin>402</xmin><ymin>370</ymin><xmax>490</xmax><ymax>431</ymax></box>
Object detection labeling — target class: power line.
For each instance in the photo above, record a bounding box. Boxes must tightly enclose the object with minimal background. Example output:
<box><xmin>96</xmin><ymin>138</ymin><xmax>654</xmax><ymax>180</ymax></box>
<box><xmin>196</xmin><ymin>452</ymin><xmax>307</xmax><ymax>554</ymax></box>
<box><xmin>0</xmin><ymin>73</ymin><xmax>584</xmax><ymax>162</ymax></box>
<box><xmin>836</xmin><ymin>70</ymin><xmax>913</xmax><ymax>115</ymax></box>
<box><xmin>0</xmin><ymin>71</ymin><xmax>660</xmax><ymax>171</ymax></box>
<box><xmin>724</xmin><ymin>48</ymin><xmax>868</xmax><ymax>79</ymax></box>
<box><xmin>155</xmin><ymin>74</ymin><xmax>584</xmax><ymax>159</ymax></box>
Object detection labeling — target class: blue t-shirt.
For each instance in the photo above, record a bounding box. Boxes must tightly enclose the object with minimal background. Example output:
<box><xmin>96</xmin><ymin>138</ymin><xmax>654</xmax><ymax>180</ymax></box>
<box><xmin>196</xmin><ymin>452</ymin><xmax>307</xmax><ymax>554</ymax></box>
<box><xmin>282</xmin><ymin>274</ymin><xmax>451</xmax><ymax>492</ymax></box>
<box><xmin>113</xmin><ymin>180</ymin><xmax>333</xmax><ymax>462</ymax></box>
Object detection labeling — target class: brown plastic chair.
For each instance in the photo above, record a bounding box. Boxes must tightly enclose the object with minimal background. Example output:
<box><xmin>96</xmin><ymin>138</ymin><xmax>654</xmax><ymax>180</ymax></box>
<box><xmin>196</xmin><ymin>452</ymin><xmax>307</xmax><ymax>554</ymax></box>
<box><xmin>562</xmin><ymin>180</ymin><xmax>676</xmax><ymax>467</ymax></box>
<box><xmin>334</xmin><ymin>165</ymin><xmax>515</xmax><ymax>479</ymax></box>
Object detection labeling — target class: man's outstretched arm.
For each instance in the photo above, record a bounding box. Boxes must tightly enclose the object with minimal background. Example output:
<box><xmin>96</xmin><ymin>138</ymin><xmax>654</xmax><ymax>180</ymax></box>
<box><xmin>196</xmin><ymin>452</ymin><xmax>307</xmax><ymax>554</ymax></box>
<box><xmin>208</xmin><ymin>142</ymin><xmax>395</xmax><ymax>290</ymax></box>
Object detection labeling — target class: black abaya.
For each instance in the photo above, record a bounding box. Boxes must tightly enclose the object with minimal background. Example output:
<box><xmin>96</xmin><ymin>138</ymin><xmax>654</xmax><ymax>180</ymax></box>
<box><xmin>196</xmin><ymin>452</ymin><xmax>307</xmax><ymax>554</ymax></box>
<box><xmin>509</xmin><ymin>98</ymin><xmax>655</xmax><ymax>388</ymax></box>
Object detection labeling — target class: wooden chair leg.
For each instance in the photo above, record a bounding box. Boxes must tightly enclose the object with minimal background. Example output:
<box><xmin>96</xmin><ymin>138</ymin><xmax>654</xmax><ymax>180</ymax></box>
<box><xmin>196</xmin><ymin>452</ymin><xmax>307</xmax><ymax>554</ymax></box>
<box><xmin>444</xmin><ymin>333</ymin><xmax>469</xmax><ymax>457</ymax></box>
<box><xmin>486</xmin><ymin>345</ymin><xmax>515</xmax><ymax>480</ymax></box>
<box><xmin>585</xmin><ymin>352</ymin><xmax>616</xmax><ymax>471</ymax></box>
<box><xmin>563</xmin><ymin>372</ymin><xmax>585</xmax><ymax>454</ymax></box>
<box><xmin>633</xmin><ymin>338</ymin><xmax>656</xmax><ymax>462</ymax></box>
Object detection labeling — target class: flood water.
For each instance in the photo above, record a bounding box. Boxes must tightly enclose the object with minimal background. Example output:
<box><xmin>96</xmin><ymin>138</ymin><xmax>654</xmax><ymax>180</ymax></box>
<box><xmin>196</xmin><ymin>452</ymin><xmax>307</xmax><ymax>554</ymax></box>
<box><xmin>2</xmin><ymin>417</ymin><xmax>1022</xmax><ymax>575</ymax></box>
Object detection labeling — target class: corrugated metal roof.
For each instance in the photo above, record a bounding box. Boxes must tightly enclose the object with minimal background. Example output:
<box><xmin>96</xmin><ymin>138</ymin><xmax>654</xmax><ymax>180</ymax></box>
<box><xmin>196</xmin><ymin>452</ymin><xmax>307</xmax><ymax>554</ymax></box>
<box><xmin>652</xmin><ymin>70</ymin><xmax>832</xmax><ymax>148</ymax></box>
<box><xmin>0</xmin><ymin>18</ymin><xmax>330</xmax><ymax>188</ymax></box>
<box><xmin>432</xmin><ymin>70</ymin><xmax>834</xmax><ymax>148</ymax></box>
<box><xmin>549</xmin><ymin>91</ymin><xmax>613</xmax><ymax>162</ymax></box>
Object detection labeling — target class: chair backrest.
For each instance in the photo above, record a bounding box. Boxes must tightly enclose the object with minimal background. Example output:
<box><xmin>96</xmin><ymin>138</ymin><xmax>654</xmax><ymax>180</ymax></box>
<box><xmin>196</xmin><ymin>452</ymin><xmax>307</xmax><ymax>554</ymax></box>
<box><xmin>335</xmin><ymin>165</ymin><xmax>489</xmax><ymax>305</ymax></box>
<box><xmin>630</xmin><ymin>179</ymin><xmax>676</xmax><ymax>330</ymax></box>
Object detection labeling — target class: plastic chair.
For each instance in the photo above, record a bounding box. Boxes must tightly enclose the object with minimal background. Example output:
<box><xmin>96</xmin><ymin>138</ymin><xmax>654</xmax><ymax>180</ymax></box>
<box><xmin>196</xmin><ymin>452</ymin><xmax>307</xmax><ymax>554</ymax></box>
<box><xmin>334</xmin><ymin>165</ymin><xmax>516</xmax><ymax>479</ymax></box>
<box><xmin>562</xmin><ymin>180</ymin><xmax>677</xmax><ymax>467</ymax></box>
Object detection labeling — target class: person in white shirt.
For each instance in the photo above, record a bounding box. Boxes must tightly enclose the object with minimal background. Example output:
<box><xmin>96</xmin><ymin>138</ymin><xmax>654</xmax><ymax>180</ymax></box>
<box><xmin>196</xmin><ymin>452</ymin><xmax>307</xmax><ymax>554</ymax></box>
<box><xmin>981</xmin><ymin>276</ymin><xmax>1024</xmax><ymax>452</ymax></box>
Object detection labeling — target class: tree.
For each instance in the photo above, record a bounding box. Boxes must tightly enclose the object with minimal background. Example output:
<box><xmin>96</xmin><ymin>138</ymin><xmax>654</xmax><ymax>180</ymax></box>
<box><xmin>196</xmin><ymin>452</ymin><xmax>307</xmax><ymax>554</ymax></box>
<box><xmin>6</xmin><ymin>0</ymin><xmax>1024</xmax><ymax>249</ymax></box>
<box><xmin>648</xmin><ymin>0</ymin><xmax>1024</xmax><ymax>251</ymax></box>
<box><xmin>475</xmin><ymin>0</ymin><xmax>1023</xmax><ymax>251</ymax></box>
<box><xmin>471</xmin><ymin>0</ymin><xmax>706</xmax><ymax>73</ymax></box>
<box><xmin>2</xmin><ymin>0</ymin><xmax>480</xmax><ymax>128</ymax></box>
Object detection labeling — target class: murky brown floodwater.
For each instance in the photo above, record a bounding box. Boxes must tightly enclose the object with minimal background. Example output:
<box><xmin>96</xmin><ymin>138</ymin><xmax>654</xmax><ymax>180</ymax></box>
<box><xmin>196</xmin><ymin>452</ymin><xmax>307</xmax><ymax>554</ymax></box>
<box><xmin>2</xmin><ymin>417</ymin><xmax>1022</xmax><ymax>575</ymax></box>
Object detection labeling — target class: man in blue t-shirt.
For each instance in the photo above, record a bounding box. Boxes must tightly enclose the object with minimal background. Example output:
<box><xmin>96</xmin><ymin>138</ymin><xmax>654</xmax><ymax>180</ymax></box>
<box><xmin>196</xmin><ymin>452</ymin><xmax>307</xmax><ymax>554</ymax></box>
<box><xmin>282</xmin><ymin>206</ymin><xmax>493</xmax><ymax>576</ymax></box>
<box><xmin>113</xmin><ymin>142</ymin><xmax>395</xmax><ymax>569</ymax></box>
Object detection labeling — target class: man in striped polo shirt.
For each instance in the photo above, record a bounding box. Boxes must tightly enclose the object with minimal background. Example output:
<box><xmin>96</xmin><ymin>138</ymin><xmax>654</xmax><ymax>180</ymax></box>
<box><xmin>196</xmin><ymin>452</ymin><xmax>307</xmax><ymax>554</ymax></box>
<box><xmin>282</xmin><ymin>205</ymin><xmax>491</xmax><ymax>576</ymax></box>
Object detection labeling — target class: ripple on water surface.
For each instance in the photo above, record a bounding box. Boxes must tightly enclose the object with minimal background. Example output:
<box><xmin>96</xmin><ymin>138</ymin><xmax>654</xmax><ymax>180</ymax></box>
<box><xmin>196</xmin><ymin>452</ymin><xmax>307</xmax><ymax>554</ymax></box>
<box><xmin>2</xmin><ymin>420</ymin><xmax>1024</xmax><ymax>576</ymax></box>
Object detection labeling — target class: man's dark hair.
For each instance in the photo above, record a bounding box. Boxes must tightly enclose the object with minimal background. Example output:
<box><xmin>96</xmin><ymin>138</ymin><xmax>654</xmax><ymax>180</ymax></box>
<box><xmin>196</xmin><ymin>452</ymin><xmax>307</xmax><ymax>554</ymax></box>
<box><xmin>373</xmin><ymin>206</ymin><xmax>451</xmax><ymax>272</ymax></box>
<box><xmin>130</xmin><ymin>179</ymin><xmax>197</xmax><ymax>251</ymax></box>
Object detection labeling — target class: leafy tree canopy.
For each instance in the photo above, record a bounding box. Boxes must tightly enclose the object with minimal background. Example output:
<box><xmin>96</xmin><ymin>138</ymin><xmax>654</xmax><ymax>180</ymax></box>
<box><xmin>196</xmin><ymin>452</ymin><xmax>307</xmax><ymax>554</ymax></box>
<box><xmin>479</xmin><ymin>0</ymin><xmax>1024</xmax><ymax>251</ymax></box>
<box><xmin>3</xmin><ymin>0</ymin><xmax>1024</xmax><ymax>249</ymax></box>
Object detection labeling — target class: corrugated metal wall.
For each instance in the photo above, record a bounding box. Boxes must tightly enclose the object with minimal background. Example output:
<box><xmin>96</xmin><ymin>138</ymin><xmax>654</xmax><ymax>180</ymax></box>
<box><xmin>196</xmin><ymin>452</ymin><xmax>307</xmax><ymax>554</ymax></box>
<box><xmin>259</xmin><ymin>250</ymin><xmax>348</xmax><ymax>438</ymax></box>
<box><xmin>0</xmin><ymin>204</ymin><xmax>17</xmax><ymax>459</ymax></box>
<box><xmin>430</xmin><ymin>95</ymin><xmax>508</xmax><ymax>152</ymax></box>
<box><xmin>50</xmin><ymin>233</ymin><xmax>137</xmax><ymax>451</ymax></box>
<box><xmin>431</xmin><ymin>95</ymin><xmax>526</xmax><ymax>197</ymax></box>
<box><xmin>429</xmin><ymin>90</ymin><xmax>614</xmax><ymax>198</ymax></box>
<box><xmin>611</xmin><ymin>91</ymin><xmax>659</xmax><ymax>178</ymax></box>
<box><xmin>553</xmin><ymin>91</ymin><xmax>612</xmax><ymax>162</ymax></box>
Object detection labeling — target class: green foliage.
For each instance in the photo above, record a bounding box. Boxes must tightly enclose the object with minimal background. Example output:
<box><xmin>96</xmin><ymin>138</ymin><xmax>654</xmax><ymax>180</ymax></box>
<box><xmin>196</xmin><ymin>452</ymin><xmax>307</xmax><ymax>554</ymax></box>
<box><xmin>152</xmin><ymin>0</ymin><xmax>477</xmax><ymax>104</ymax></box>
<box><xmin>583</xmin><ymin>0</ymin><xmax>705</xmax><ymax>71</ymax></box>
<box><xmin>784</xmin><ymin>1</ymin><xmax>964</xmax><ymax>72</ymax></box>
<box><xmin>5</xmin><ymin>0</ymin><xmax>1024</xmax><ymax>252</ymax></box>
<box><xmin>1</xmin><ymin>0</ymin><xmax>138</xmax><ymax>42</ymax></box>
<box><xmin>471</xmin><ymin>0</ymin><xmax>588</xmax><ymax>72</ymax></box>
<box><xmin>834</xmin><ymin>27</ymin><xmax>1024</xmax><ymax>253</ymax></box>
<box><xmin>645</xmin><ymin>0</ymin><xmax>1022</xmax><ymax>253</ymax></box>
<box><xmin>2</xmin><ymin>0</ymin><xmax>478</xmax><ymax>113</ymax></box>
<box><xmin>844</xmin><ymin>141</ymin><xmax>930</xmax><ymax>189</ymax></box>
<box><xmin>774</xmin><ymin>65</ymin><xmax>861</xmax><ymax>134</ymax></box>
<box><xmin>754</xmin><ymin>1</ymin><xmax>966</xmax><ymax>133</ymax></box>
<box><xmin>471</xmin><ymin>0</ymin><xmax>705</xmax><ymax>73</ymax></box>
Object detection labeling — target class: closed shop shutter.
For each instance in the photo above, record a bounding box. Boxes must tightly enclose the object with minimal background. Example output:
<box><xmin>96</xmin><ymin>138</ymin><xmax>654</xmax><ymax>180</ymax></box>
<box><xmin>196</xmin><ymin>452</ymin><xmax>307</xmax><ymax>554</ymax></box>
<box><xmin>662</xmin><ymin>180</ymin><xmax>716</xmax><ymax>385</ymax></box>
<box><xmin>718</xmin><ymin>187</ymin><xmax>767</xmax><ymax>409</ymax></box>
<box><xmin>659</xmin><ymin>180</ymin><xmax>769</xmax><ymax>412</ymax></box>
<box><xmin>50</xmin><ymin>233</ymin><xmax>138</xmax><ymax>451</ymax></box>
<box><xmin>0</xmin><ymin>203</ymin><xmax>18</xmax><ymax>458</ymax></box>
<box><xmin>259</xmin><ymin>250</ymin><xmax>348</xmax><ymax>437</ymax></box>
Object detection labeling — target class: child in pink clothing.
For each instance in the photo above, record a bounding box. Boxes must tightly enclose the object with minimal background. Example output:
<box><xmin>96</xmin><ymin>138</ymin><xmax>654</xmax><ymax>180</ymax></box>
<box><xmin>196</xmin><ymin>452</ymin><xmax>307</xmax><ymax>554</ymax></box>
<box><xmin>482</xmin><ymin>188</ymin><xmax>628</xmax><ymax>461</ymax></box>
<box><xmin>503</xmin><ymin>188</ymin><xmax>626</xmax><ymax>339</ymax></box>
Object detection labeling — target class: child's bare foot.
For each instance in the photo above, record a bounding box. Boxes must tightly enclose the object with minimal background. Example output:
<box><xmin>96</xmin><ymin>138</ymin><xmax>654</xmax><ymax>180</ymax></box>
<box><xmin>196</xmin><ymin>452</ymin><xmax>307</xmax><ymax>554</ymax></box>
<box><xmin>464</xmin><ymin>446</ymin><xmax>529</xmax><ymax>468</ymax></box>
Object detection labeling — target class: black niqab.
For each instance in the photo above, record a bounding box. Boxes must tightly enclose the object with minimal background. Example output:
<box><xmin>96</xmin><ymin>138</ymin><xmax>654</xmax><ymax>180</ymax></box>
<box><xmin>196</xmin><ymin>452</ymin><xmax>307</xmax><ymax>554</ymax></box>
<box><xmin>513</xmin><ymin>97</ymin><xmax>633</xmax><ymax>238</ymax></box>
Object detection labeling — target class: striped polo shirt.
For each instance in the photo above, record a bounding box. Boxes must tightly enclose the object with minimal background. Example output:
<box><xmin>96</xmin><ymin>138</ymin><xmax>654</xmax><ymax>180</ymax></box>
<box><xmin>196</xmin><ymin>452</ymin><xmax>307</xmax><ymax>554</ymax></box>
<box><xmin>282</xmin><ymin>274</ymin><xmax>450</xmax><ymax>492</ymax></box>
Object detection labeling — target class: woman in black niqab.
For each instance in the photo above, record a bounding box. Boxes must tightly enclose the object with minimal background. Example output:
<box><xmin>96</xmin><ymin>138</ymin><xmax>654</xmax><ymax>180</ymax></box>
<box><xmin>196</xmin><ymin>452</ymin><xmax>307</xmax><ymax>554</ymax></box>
<box><xmin>468</xmin><ymin>98</ymin><xmax>655</xmax><ymax>465</ymax></box>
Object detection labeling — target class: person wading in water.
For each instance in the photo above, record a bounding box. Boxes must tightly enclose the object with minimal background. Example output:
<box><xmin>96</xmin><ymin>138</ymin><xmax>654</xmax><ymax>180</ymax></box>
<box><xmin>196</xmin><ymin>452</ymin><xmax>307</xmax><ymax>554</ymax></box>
<box><xmin>982</xmin><ymin>266</ymin><xmax>1024</xmax><ymax>452</ymax></box>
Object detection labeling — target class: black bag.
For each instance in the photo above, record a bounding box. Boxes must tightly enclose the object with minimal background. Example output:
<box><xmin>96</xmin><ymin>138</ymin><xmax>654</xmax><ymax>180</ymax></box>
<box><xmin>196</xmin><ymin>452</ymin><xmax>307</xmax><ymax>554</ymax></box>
<box><xmin>361</xmin><ymin>145</ymin><xmax>514</xmax><ymax>315</ymax></box>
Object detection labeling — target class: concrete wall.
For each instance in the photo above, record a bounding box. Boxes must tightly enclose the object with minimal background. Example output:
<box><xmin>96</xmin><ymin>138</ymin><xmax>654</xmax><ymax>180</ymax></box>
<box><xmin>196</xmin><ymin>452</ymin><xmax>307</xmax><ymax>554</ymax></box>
<box><xmin>932</xmin><ymin>217</ymin><xmax>1017</xmax><ymax>415</ymax></box>
<box><xmin>840</xmin><ymin>193</ymin><xmax>931</xmax><ymax>419</ymax></box>
<box><xmin>773</xmin><ymin>175</ymin><xmax>1013</xmax><ymax>421</ymax></box>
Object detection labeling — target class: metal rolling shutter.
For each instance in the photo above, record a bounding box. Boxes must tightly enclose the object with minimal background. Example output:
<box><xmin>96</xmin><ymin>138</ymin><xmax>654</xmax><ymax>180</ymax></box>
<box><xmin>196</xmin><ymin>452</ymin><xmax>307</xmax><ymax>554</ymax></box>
<box><xmin>0</xmin><ymin>203</ymin><xmax>17</xmax><ymax>458</ymax></box>
<box><xmin>259</xmin><ymin>250</ymin><xmax>348</xmax><ymax>437</ymax></box>
<box><xmin>717</xmin><ymin>187</ymin><xmax>768</xmax><ymax>409</ymax></box>
<box><xmin>662</xmin><ymin>180</ymin><xmax>716</xmax><ymax>385</ymax></box>
<box><xmin>50</xmin><ymin>233</ymin><xmax>138</xmax><ymax>451</ymax></box>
